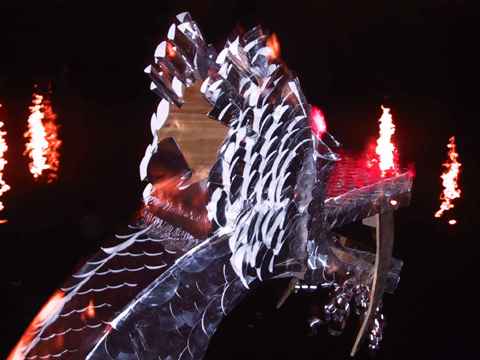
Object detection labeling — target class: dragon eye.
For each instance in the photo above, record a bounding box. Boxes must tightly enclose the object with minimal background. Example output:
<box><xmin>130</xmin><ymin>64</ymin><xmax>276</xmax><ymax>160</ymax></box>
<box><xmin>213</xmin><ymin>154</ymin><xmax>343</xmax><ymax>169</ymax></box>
<box><xmin>309</xmin><ymin>106</ymin><xmax>327</xmax><ymax>140</ymax></box>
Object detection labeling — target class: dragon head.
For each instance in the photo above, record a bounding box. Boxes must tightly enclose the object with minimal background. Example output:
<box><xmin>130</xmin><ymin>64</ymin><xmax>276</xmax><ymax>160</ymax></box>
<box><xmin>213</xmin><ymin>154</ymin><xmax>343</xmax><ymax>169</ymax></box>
<box><xmin>141</xmin><ymin>12</ymin><xmax>412</xmax><ymax>355</ymax></box>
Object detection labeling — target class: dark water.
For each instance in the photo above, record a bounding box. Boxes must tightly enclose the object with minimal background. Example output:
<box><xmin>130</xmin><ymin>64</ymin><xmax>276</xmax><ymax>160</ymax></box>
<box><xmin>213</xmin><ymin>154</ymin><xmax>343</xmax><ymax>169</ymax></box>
<box><xmin>0</xmin><ymin>2</ymin><xmax>477</xmax><ymax>359</ymax></box>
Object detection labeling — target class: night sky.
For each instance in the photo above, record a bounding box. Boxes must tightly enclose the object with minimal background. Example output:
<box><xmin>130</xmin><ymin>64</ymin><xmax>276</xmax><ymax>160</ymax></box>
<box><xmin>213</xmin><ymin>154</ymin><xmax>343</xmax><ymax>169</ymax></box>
<box><xmin>0</xmin><ymin>1</ymin><xmax>477</xmax><ymax>359</ymax></box>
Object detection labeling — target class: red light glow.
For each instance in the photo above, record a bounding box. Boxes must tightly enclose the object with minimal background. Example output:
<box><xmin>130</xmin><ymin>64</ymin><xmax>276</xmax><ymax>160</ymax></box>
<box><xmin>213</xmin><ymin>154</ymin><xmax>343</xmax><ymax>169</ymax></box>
<box><xmin>167</xmin><ymin>41</ymin><xmax>176</xmax><ymax>59</ymax></box>
<box><xmin>309</xmin><ymin>106</ymin><xmax>327</xmax><ymax>140</ymax></box>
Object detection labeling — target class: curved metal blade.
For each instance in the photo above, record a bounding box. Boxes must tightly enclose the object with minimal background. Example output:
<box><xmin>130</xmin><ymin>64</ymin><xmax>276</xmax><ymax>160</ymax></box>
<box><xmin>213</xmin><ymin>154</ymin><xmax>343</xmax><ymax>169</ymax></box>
<box><xmin>351</xmin><ymin>211</ymin><xmax>394</xmax><ymax>356</ymax></box>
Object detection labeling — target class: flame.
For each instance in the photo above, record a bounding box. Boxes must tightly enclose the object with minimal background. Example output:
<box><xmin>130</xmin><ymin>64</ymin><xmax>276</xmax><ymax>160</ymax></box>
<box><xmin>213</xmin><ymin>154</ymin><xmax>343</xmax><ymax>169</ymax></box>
<box><xmin>0</xmin><ymin>104</ymin><xmax>10</xmax><ymax>218</ymax></box>
<box><xmin>435</xmin><ymin>136</ymin><xmax>461</xmax><ymax>220</ymax></box>
<box><xmin>24</xmin><ymin>94</ymin><xmax>61</xmax><ymax>182</ymax></box>
<box><xmin>7</xmin><ymin>290</ymin><xmax>65</xmax><ymax>360</ymax></box>
<box><xmin>266</xmin><ymin>33</ymin><xmax>281</xmax><ymax>61</ymax></box>
<box><xmin>375</xmin><ymin>105</ymin><xmax>397</xmax><ymax>176</ymax></box>
<box><xmin>24</xmin><ymin>94</ymin><xmax>47</xmax><ymax>177</ymax></box>
<box><xmin>309</xmin><ymin>106</ymin><xmax>327</xmax><ymax>140</ymax></box>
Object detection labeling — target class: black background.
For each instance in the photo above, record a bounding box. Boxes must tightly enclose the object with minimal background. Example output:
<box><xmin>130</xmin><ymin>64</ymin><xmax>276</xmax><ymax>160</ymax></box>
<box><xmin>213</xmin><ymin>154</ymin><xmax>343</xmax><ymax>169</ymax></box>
<box><xmin>0</xmin><ymin>1</ymin><xmax>477</xmax><ymax>359</ymax></box>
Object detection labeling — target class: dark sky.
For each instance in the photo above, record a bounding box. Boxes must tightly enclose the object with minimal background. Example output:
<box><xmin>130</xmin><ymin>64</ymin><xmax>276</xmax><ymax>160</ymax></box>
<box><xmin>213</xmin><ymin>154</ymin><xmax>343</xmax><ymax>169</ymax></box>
<box><xmin>0</xmin><ymin>1</ymin><xmax>477</xmax><ymax>359</ymax></box>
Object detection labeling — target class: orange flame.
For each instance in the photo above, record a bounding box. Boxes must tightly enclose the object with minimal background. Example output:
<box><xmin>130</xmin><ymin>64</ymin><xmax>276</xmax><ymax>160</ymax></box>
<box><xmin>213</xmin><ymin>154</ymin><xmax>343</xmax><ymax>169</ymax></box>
<box><xmin>375</xmin><ymin>105</ymin><xmax>397</xmax><ymax>176</ymax></box>
<box><xmin>24</xmin><ymin>94</ymin><xmax>61</xmax><ymax>182</ymax></box>
<box><xmin>266</xmin><ymin>33</ymin><xmax>281</xmax><ymax>61</ymax></box>
<box><xmin>167</xmin><ymin>41</ymin><xmax>177</xmax><ymax>59</ymax></box>
<box><xmin>81</xmin><ymin>299</ymin><xmax>96</xmax><ymax>321</ymax></box>
<box><xmin>435</xmin><ymin>136</ymin><xmax>461</xmax><ymax>220</ymax></box>
<box><xmin>87</xmin><ymin>299</ymin><xmax>96</xmax><ymax>318</ymax></box>
<box><xmin>0</xmin><ymin>104</ymin><xmax>10</xmax><ymax>219</ymax></box>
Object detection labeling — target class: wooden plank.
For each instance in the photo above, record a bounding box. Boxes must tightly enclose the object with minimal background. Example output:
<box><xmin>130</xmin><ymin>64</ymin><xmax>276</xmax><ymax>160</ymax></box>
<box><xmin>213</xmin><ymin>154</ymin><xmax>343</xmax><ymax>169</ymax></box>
<box><xmin>157</xmin><ymin>82</ymin><xmax>228</xmax><ymax>182</ymax></box>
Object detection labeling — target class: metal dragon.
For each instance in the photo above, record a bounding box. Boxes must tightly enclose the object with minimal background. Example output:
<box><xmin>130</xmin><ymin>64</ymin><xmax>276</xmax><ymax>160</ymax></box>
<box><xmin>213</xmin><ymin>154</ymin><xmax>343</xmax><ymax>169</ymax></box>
<box><xmin>9</xmin><ymin>12</ymin><xmax>412</xmax><ymax>360</ymax></box>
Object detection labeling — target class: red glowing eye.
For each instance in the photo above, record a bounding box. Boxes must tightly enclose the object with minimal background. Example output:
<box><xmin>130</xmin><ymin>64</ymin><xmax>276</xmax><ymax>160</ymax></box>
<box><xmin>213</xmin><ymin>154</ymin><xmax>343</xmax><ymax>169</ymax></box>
<box><xmin>309</xmin><ymin>106</ymin><xmax>327</xmax><ymax>140</ymax></box>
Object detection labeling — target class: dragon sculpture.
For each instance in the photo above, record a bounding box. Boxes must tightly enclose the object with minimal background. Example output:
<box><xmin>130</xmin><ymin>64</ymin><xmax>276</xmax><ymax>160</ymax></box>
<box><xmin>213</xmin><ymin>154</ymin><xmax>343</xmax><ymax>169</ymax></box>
<box><xmin>9</xmin><ymin>12</ymin><xmax>413</xmax><ymax>360</ymax></box>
